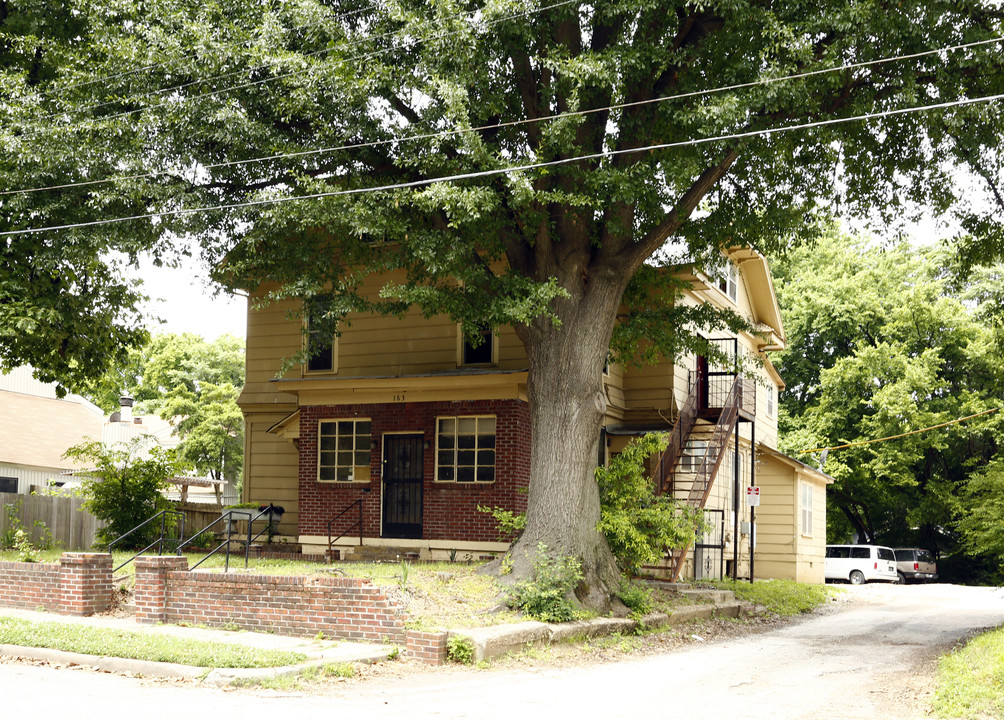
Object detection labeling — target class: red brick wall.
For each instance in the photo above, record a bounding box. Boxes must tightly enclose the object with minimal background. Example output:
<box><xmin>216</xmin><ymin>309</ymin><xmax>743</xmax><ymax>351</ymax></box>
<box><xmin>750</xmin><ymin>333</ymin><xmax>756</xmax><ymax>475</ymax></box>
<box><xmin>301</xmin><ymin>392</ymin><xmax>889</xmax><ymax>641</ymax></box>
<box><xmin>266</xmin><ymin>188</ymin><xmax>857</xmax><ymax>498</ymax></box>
<box><xmin>297</xmin><ymin>400</ymin><xmax>530</xmax><ymax>541</ymax></box>
<box><xmin>406</xmin><ymin>629</ymin><xmax>449</xmax><ymax>665</ymax></box>
<box><xmin>0</xmin><ymin>554</ymin><xmax>112</xmax><ymax>615</ymax></box>
<box><xmin>0</xmin><ymin>561</ymin><xmax>61</xmax><ymax>611</ymax></box>
<box><xmin>133</xmin><ymin>557</ymin><xmax>407</xmax><ymax>642</ymax></box>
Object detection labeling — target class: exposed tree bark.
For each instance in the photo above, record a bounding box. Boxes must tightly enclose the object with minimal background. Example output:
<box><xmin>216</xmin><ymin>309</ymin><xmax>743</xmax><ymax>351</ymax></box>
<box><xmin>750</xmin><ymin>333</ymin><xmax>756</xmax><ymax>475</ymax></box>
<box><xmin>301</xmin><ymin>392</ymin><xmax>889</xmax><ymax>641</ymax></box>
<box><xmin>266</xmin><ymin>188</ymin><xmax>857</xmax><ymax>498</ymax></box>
<box><xmin>508</xmin><ymin>269</ymin><xmax>629</xmax><ymax>612</ymax></box>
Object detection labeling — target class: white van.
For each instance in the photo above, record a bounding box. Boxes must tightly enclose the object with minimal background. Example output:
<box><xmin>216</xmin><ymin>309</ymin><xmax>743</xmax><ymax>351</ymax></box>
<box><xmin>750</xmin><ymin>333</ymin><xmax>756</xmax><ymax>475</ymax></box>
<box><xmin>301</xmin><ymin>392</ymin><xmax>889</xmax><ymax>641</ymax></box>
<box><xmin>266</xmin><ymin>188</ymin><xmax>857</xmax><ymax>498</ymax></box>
<box><xmin>824</xmin><ymin>544</ymin><xmax>899</xmax><ymax>585</ymax></box>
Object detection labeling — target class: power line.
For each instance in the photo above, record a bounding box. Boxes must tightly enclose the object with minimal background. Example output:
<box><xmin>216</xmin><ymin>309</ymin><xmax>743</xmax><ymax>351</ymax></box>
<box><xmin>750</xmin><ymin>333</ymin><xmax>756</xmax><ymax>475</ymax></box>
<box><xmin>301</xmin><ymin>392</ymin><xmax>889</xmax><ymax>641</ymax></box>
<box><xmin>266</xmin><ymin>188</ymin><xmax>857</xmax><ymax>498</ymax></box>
<box><xmin>799</xmin><ymin>408</ymin><xmax>1001</xmax><ymax>455</ymax></box>
<box><xmin>3</xmin><ymin>89</ymin><xmax>1001</xmax><ymax>238</ymax></box>
<box><xmin>5</xmin><ymin>35</ymin><xmax>1002</xmax><ymax>198</ymax></box>
<box><xmin>15</xmin><ymin>0</ymin><xmax>580</xmax><ymax>133</ymax></box>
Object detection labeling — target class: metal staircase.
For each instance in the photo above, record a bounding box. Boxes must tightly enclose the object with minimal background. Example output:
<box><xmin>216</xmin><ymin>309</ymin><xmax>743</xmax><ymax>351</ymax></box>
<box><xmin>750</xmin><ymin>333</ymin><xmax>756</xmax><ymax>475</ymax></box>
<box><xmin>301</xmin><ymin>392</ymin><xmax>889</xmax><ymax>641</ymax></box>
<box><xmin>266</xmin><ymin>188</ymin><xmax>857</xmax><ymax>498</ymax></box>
<box><xmin>660</xmin><ymin>374</ymin><xmax>756</xmax><ymax>581</ymax></box>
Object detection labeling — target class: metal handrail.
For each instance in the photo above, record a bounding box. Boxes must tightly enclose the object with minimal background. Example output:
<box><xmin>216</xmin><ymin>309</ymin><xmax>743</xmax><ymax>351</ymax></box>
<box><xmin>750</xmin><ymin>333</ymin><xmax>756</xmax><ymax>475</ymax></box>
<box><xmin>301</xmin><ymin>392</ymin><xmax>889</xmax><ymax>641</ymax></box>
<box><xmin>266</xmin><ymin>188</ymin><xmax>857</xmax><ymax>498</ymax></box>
<box><xmin>327</xmin><ymin>499</ymin><xmax>364</xmax><ymax>561</ymax></box>
<box><xmin>107</xmin><ymin>509</ymin><xmax>186</xmax><ymax>572</ymax></box>
<box><xmin>178</xmin><ymin>506</ymin><xmax>280</xmax><ymax>572</ymax></box>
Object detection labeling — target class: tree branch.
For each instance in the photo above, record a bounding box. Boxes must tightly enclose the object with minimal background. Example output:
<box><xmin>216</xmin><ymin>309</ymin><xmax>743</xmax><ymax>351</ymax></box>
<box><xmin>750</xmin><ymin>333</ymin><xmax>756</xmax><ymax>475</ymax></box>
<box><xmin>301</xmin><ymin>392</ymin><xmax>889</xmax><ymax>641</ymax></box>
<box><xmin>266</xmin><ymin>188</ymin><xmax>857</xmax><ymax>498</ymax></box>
<box><xmin>621</xmin><ymin>146</ymin><xmax>741</xmax><ymax>268</ymax></box>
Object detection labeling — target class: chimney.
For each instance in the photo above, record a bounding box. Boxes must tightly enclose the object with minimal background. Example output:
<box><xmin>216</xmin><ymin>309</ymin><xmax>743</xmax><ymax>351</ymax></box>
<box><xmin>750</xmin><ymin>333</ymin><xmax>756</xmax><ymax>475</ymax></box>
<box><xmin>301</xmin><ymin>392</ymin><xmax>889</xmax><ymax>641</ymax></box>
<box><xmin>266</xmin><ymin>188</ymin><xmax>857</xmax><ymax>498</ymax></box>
<box><xmin>119</xmin><ymin>396</ymin><xmax>134</xmax><ymax>423</ymax></box>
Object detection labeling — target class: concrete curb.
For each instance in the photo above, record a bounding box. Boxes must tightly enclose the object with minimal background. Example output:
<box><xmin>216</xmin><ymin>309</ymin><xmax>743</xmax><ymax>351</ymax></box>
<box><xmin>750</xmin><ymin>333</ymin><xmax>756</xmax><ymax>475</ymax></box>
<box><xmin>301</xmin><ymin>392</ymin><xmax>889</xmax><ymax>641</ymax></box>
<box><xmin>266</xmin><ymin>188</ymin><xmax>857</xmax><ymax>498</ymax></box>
<box><xmin>448</xmin><ymin>600</ymin><xmax>748</xmax><ymax>661</ymax></box>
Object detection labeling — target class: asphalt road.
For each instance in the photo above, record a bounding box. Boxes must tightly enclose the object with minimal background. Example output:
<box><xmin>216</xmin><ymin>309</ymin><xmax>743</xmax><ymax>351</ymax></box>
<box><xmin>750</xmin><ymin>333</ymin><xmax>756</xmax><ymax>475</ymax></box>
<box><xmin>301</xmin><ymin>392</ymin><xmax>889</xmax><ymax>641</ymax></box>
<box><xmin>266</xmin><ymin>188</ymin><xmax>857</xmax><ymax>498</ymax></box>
<box><xmin>3</xmin><ymin>583</ymin><xmax>1002</xmax><ymax>719</ymax></box>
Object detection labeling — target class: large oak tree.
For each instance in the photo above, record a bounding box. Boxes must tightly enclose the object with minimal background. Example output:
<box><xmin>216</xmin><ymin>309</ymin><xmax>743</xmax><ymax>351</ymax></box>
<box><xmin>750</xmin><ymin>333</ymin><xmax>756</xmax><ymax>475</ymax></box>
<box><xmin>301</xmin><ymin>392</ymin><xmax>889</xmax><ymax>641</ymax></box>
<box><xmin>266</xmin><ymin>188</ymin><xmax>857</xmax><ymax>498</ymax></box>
<box><xmin>3</xmin><ymin>0</ymin><xmax>1003</xmax><ymax>606</ymax></box>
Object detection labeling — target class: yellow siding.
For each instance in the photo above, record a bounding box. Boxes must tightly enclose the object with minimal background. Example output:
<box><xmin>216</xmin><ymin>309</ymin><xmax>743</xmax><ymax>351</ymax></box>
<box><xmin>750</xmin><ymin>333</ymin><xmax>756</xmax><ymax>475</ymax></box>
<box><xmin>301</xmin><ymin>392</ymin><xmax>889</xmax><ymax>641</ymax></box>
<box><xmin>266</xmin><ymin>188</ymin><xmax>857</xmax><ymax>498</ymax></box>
<box><xmin>243</xmin><ymin>414</ymin><xmax>300</xmax><ymax>534</ymax></box>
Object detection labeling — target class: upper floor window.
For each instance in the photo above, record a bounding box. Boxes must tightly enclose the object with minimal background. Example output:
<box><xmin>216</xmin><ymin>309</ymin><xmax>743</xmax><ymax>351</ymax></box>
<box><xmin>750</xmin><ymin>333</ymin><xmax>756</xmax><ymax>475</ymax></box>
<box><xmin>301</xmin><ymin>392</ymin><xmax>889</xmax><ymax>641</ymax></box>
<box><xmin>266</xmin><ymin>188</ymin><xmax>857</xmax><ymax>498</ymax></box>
<box><xmin>766</xmin><ymin>386</ymin><xmax>776</xmax><ymax>417</ymax></box>
<box><xmin>306</xmin><ymin>296</ymin><xmax>335</xmax><ymax>372</ymax></box>
<box><xmin>436</xmin><ymin>416</ymin><xmax>496</xmax><ymax>482</ymax></box>
<box><xmin>718</xmin><ymin>262</ymin><xmax>738</xmax><ymax>303</ymax></box>
<box><xmin>460</xmin><ymin>327</ymin><xmax>495</xmax><ymax>365</ymax></box>
<box><xmin>318</xmin><ymin>419</ymin><xmax>371</xmax><ymax>482</ymax></box>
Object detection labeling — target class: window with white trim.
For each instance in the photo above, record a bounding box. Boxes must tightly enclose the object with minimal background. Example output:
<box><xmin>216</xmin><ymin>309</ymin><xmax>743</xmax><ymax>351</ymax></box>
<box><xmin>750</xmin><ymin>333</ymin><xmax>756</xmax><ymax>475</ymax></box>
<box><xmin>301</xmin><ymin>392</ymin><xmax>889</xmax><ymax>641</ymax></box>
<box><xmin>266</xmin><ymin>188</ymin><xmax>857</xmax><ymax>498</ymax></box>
<box><xmin>436</xmin><ymin>416</ymin><xmax>496</xmax><ymax>482</ymax></box>
<box><xmin>718</xmin><ymin>262</ymin><xmax>738</xmax><ymax>302</ymax></box>
<box><xmin>800</xmin><ymin>483</ymin><xmax>813</xmax><ymax>536</ymax></box>
<box><xmin>766</xmin><ymin>386</ymin><xmax>775</xmax><ymax>417</ymax></box>
<box><xmin>318</xmin><ymin>419</ymin><xmax>371</xmax><ymax>482</ymax></box>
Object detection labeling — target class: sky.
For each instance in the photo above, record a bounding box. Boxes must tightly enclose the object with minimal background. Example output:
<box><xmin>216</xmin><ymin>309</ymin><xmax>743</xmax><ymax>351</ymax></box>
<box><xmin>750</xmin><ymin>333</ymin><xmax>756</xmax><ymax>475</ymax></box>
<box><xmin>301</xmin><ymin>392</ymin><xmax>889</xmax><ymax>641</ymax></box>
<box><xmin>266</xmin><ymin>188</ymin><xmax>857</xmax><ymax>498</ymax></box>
<box><xmin>133</xmin><ymin>254</ymin><xmax>247</xmax><ymax>340</ymax></box>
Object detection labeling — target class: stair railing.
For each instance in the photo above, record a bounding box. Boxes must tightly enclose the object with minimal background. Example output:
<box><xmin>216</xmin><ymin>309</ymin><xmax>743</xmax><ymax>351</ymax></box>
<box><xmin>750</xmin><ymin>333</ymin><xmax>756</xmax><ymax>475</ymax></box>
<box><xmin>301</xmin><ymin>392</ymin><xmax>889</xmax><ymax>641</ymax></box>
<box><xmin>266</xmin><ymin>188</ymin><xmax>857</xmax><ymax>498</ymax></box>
<box><xmin>668</xmin><ymin>376</ymin><xmax>749</xmax><ymax>581</ymax></box>
<box><xmin>107</xmin><ymin>509</ymin><xmax>187</xmax><ymax>572</ymax></box>
<box><xmin>177</xmin><ymin>506</ymin><xmax>280</xmax><ymax>572</ymax></box>
<box><xmin>327</xmin><ymin>499</ymin><xmax>364</xmax><ymax>562</ymax></box>
<box><xmin>653</xmin><ymin>374</ymin><xmax>701</xmax><ymax>494</ymax></box>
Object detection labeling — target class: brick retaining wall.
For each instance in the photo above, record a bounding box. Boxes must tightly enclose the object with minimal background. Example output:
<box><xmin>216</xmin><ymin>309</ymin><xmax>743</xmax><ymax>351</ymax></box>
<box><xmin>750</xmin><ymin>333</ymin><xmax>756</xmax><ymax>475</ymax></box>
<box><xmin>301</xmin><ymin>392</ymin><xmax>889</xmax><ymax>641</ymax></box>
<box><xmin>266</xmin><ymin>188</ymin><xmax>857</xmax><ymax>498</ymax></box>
<box><xmin>135</xmin><ymin>556</ymin><xmax>408</xmax><ymax>643</ymax></box>
<box><xmin>0</xmin><ymin>553</ymin><xmax>111</xmax><ymax>615</ymax></box>
<box><xmin>0</xmin><ymin>554</ymin><xmax>447</xmax><ymax>664</ymax></box>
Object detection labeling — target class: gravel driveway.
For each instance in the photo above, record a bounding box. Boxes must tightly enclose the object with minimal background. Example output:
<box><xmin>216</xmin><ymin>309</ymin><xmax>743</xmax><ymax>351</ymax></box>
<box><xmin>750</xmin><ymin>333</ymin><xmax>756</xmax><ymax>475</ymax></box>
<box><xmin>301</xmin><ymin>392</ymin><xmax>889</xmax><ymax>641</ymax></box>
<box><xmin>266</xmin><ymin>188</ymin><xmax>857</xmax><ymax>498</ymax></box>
<box><xmin>2</xmin><ymin>583</ymin><xmax>1002</xmax><ymax>718</ymax></box>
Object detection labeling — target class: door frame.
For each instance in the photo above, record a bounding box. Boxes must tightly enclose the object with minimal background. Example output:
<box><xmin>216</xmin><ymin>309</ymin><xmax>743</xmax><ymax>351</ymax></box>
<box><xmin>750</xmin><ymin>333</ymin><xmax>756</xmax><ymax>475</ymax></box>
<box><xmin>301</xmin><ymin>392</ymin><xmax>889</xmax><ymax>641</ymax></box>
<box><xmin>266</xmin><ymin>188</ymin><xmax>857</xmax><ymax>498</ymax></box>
<box><xmin>380</xmin><ymin>431</ymin><xmax>425</xmax><ymax>539</ymax></box>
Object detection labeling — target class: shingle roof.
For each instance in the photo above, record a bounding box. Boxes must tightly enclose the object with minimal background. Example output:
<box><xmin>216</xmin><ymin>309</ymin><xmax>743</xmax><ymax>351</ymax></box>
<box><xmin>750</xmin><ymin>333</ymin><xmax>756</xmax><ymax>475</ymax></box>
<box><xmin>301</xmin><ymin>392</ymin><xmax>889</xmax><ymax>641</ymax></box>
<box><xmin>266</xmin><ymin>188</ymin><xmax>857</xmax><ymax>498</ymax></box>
<box><xmin>0</xmin><ymin>389</ymin><xmax>104</xmax><ymax>469</ymax></box>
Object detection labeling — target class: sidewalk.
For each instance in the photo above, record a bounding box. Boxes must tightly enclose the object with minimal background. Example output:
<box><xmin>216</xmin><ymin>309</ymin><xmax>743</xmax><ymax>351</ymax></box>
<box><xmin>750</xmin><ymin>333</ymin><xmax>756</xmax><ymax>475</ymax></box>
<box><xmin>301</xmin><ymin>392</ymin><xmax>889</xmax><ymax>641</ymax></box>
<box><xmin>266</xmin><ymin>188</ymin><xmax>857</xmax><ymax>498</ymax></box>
<box><xmin>0</xmin><ymin>606</ymin><xmax>396</xmax><ymax>685</ymax></box>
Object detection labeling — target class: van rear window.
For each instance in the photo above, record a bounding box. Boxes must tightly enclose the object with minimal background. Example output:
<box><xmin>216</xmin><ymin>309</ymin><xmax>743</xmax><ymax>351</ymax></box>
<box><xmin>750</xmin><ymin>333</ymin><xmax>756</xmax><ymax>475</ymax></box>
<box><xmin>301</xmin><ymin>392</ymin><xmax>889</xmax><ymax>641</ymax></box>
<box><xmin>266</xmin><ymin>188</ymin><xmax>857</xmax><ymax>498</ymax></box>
<box><xmin>878</xmin><ymin>548</ymin><xmax>895</xmax><ymax>561</ymax></box>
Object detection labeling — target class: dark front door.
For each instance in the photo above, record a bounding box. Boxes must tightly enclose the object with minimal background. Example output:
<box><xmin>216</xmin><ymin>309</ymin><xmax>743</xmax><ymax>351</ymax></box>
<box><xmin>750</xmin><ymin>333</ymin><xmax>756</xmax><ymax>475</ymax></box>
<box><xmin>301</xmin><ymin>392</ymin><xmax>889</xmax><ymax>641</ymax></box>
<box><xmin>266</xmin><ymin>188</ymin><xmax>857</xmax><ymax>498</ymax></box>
<box><xmin>382</xmin><ymin>434</ymin><xmax>424</xmax><ymax>539</ymax></box>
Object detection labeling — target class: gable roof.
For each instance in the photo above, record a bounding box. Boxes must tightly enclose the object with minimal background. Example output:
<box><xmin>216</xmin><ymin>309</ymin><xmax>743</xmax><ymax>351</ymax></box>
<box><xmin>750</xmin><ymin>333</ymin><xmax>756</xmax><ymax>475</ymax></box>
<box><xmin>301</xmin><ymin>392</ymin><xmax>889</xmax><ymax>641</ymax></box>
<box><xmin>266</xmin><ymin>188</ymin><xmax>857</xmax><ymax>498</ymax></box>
<box><xmin>725</xmin><ymin>247</ymin><xmax>786</xmax><ymax>344</ymax></box>
<box><xmin>0</xmin><ymin>388</ymin><xmax>104</xmax><ymax>470</ymax></box>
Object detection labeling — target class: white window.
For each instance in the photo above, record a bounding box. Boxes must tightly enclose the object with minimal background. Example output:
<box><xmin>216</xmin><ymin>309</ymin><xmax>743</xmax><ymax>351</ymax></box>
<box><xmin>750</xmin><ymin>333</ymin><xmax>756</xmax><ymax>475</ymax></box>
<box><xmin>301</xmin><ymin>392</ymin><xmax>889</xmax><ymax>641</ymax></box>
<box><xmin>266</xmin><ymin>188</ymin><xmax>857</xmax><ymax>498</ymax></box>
<box><xmin>318</xmin><ymin>419</ymin><xmax>371</xmax><ymax>482</ymax></box>
<box><xmin>718</xmin><ymin>262</ymin><xmax>738</xmax><ymax>303</ymax></box>
<box><xmin>800</xmin><ymin>483</ymin><xmax>813</xmax><ymax>536</ymax></box>
<box><xmin>766</xmin><ymin>386</ymin><xmax>776</xmax><ymax>417</ymax></box>
<box><xmin>683</xmin><ymin>440</ymin><xmax>707</xmax><ymax>473</ymax></box>
<box><xmin>436</xmin><ymin>416</ymin><xmax>496</xmax><ymax>482</ymax></box>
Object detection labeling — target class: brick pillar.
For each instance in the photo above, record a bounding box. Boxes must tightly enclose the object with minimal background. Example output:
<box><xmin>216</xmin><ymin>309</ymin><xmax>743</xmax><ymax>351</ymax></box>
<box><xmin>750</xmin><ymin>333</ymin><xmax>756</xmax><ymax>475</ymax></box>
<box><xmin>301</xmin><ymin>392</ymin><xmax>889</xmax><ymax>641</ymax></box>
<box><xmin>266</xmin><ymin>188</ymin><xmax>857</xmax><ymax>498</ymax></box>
<box><xmin>406</xmin><ymin>630</ymin><xmax>449</xmax><ymax>665</ymax></box>
<box><xmin>59</xmin><ymin>553</ymin><xmax>113</xmax><ymax>616</ymax></box>
<box><xmin>134</xmin><ymin>556</ymin><xmax>188</xmax><ymax>624</ymax></box>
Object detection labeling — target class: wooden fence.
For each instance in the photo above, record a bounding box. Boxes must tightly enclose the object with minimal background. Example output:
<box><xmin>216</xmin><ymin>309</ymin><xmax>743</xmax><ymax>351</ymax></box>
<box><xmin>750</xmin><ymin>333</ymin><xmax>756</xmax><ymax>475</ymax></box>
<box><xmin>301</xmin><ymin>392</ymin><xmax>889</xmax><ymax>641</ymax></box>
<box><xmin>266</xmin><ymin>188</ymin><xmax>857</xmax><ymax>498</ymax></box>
<box><xmin>0</xmin><ymin>492</ymin><xmax>104</xmax><ymax>551</ymax></box>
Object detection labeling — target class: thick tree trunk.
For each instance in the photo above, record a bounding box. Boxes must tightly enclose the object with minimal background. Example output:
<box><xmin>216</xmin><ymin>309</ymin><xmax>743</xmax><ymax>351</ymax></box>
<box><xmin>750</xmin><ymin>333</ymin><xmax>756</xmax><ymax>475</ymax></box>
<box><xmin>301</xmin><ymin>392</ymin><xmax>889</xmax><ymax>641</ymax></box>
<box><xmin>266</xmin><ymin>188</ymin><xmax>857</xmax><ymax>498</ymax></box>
<box><xmin>506</xmin><ymin>274</ymin><xmax>626</xmax><ymax>613</ymax></box>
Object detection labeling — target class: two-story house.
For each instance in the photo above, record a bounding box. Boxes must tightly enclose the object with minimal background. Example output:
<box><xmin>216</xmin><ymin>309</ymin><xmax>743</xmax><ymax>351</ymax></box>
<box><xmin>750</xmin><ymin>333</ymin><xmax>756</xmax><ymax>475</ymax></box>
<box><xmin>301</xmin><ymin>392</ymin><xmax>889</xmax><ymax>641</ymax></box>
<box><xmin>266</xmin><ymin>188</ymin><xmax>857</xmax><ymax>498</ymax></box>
<box><xmin>238</xmin><ymin>247</ymin><xmax>831</xmax><ymax>583</ymax></box>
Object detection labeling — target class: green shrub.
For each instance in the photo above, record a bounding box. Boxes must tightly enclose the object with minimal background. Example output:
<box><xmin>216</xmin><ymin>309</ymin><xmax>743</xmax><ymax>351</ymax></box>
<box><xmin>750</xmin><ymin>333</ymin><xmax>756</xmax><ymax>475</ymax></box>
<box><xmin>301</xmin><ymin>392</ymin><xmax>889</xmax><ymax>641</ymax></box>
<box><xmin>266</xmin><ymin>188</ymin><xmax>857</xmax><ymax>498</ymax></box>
<box><xmin>508</xmin><ymin>543</ymin><xmax>584</xmax><ymax>623</ymax></box>
<box><xmin>446</xmin><ymin>635</ymin><xmax>475</xmax><ymax>664</ymax></box>
<box><xmin>477</xmin><ymin>505</ymin><xmax>526</xmax><ymax>542</ymax></box>
<box><xmin>596</xmin><ymin>433</ymin><xmax>704</xmax><ymax>574</ymax></box>
<box><xmin>614</xmin><ymin>579</ymin><xmax>653</xmax><ymax>617</ymax></box>
<box><xmin>64</xmin><ymin>438</ymin><xmax>183</xmax><ymax>548</ymax></box>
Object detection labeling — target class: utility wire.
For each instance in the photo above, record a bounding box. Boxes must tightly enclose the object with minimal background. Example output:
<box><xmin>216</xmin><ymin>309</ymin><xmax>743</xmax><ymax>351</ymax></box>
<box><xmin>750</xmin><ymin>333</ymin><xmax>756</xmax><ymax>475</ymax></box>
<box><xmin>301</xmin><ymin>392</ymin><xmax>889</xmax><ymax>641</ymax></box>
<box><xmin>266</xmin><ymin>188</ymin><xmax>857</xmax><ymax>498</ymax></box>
<box><xmin>2</xmin><ymin>89</ymin><xmax>1002</xmax><ymax>238</ymax></box>
<box><xmin>798</xmin><ymin>408</ymin><xmax>1001</xmax><ymax>454</ymax></box>
<box><xmin>5</xmin><ymin>35</ymin><xmax>1002</xmax><ymax>197</ymax></box>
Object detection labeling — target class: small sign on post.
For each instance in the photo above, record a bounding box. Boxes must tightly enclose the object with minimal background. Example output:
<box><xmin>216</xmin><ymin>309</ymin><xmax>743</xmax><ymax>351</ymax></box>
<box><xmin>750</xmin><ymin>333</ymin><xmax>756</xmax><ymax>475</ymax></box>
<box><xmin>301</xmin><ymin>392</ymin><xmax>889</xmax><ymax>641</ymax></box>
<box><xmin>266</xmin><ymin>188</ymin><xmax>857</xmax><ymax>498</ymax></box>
<box><xmin>746</xmin><ymin>486</ymin><xmax>761</xmax><ymax>506</ymax></box>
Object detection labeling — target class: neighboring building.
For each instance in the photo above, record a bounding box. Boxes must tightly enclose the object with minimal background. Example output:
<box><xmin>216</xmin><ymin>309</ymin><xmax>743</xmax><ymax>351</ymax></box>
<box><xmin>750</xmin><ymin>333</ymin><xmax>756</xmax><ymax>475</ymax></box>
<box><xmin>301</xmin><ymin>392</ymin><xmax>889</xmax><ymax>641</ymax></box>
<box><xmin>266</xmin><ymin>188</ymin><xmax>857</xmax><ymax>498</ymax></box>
<box><xmin>0</xmin><ymin>368</ymin><xmax>236</xmax><ymax>506</ymax></box>
<box><xmin>0</xmin><ymin>366</ymin><xmax>104</xmax><ymax>493</ymax></box>
<box><xmin>239</xmin><ymin>248</ymin><xmax>831</xmax><ymax>582</ymax></box>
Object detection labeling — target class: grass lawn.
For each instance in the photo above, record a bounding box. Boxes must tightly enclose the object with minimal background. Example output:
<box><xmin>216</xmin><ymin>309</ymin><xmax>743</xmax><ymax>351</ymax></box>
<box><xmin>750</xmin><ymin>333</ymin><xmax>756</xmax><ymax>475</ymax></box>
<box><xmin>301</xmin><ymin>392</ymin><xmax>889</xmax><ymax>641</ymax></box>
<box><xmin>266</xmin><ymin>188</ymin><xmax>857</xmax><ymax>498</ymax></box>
<box><xmin>932</xmin><ymin>625</ymin><xmax>1004</xmax><ymax>719</ymax></box>
<box><xmin>0</xmin><ymin>616</ymin><xmax>307</xmax><ymax>668</ymax></box>
<box><xmin>708</xmin><ymin>578</ymin><xmax>841</xmax><ymax>616</ymax></box>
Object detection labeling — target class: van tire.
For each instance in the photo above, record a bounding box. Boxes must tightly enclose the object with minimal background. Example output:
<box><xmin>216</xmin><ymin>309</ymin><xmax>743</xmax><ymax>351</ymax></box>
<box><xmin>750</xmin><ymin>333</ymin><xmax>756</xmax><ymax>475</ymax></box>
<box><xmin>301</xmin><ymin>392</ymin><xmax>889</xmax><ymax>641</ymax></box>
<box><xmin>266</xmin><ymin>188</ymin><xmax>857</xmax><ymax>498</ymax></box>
<box><xmin>849</xmin><ymin>570</ymin><xmax>865</xmax><ymax>585</ymax></box>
